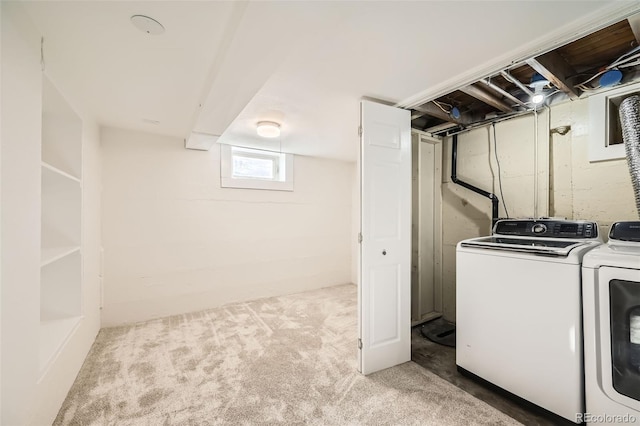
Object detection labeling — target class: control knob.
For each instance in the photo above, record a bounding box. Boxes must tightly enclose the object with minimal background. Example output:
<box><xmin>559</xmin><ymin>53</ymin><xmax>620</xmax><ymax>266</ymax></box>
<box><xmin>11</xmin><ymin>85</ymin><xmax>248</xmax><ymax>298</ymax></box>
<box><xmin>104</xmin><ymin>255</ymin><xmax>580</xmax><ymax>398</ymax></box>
<box><xmin>532</xmin><ymin>223</ymin><xmax>547</xmax><ymax>234</ymax></box>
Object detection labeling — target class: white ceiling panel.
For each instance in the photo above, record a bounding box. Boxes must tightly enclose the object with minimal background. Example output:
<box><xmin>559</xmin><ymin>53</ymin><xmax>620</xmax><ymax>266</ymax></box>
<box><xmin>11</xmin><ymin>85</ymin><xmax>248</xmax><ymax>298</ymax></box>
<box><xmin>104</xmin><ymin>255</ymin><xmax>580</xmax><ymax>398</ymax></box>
<box><xmin>19</xmin><ymin>1</ymin><xmax>640</xmax><ymax>162</ymax></box>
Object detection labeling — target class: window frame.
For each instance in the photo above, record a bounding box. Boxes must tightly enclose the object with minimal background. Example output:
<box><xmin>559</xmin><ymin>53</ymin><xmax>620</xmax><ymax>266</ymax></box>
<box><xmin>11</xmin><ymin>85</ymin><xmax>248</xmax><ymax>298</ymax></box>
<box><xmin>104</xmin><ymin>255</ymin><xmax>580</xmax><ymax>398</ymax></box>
<box><xmin>589</xmin><ymin>81</ymin><xmax>640</xmax><ymax>162</ymax></box>
<box><xmin>220</xmin><ymin>144</ymin><xmax>294</xmax><ymax>191</ymax></box>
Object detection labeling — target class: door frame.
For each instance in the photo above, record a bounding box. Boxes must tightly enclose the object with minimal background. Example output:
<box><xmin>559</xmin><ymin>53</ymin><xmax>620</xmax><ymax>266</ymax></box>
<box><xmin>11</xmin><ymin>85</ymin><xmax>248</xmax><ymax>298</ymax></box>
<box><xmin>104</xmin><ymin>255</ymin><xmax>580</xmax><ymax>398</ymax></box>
<box><xmin>411</xmin><ymin>130</ymin><xmax>443</xmax><ymax>325</ymax></box>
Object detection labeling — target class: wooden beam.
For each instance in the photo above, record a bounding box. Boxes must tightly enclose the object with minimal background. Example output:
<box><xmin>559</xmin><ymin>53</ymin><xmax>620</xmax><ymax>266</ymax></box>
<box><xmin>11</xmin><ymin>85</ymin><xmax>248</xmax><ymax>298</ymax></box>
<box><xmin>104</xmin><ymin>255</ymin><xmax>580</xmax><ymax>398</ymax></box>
<box><xmin>411</xmin><ymin>103</ymin><xmax>470</xmax><ymax>125</ymax></box>
<box><xmin>479</xmin><ymin>79</ymin><xmax>528</xmax><ymax>108</ymax></box>
<box><xmin>423</xmin><ymin>122</ymin><xmax>458</xmax><ymax>134</ymax></box>
<box><xmin>526</xmin><ymin>52</ymin><xmax>580</xmax><ymax>100</ymax></box>
<box><xmin>459</xmin><ymin>84</ymin><xmax>514</xmax><ymax>113</ymax></box>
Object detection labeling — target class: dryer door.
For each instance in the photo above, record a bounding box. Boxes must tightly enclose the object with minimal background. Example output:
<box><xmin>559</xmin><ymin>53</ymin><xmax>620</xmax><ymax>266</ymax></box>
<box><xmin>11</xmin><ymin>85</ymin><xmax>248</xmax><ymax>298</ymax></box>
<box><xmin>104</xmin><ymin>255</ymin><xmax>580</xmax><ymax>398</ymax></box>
<box><xmin>598</xmin><ymin>266</ymin><xmax>640</xmax><ymax>410</ymax></box>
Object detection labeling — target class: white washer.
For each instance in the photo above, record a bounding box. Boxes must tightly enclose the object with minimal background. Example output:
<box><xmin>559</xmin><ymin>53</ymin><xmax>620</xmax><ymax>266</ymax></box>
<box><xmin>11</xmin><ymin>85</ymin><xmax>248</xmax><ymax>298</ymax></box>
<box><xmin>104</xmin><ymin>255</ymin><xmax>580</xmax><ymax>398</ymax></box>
<box><xmin>582</xmin><ymin>221</ymin><xmax>640</xmax><ymax>425</ymax></box>
<box><xmin>457</xmin><ymin>219</ymin><xmax>602</xmax><ymax>423</ymax></box>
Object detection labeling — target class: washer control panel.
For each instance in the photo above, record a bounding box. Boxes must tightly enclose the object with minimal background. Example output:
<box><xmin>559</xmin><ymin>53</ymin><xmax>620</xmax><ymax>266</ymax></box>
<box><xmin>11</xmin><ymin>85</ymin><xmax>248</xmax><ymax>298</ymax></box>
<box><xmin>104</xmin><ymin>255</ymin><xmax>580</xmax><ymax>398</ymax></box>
<box><xmin>494</xmin><ymin>219</ymin><xmax>599</xmax><ymax>239</ymax></box>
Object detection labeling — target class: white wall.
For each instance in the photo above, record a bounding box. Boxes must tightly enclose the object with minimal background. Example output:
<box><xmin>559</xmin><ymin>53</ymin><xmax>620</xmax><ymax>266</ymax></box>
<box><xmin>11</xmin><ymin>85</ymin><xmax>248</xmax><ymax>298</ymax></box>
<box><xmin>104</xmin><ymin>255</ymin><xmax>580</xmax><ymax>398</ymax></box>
<box><xmin>101</xmin><ymin>127</ymin><xmax>354</xmax><ymax>326</ymax></box>
<box><xmin>440</xmin><ymin>98</ymin><xmax>637</xmax><ymax>322</ymax></box>
<box><xmin>1</xmin><ymin>4</ymin><xmax>41</xmax><ymax>421</ymax></box>
<box><xmin>1</xmin><ymin>3</ymin><xmax>102</xmax><ymax>424</ymax></box>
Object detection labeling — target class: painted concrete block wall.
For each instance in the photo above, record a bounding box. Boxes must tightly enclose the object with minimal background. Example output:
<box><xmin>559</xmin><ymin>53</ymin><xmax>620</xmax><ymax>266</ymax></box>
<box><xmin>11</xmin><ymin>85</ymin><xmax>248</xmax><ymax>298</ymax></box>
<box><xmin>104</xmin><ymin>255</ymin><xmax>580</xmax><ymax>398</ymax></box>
<box><xmin>549</xmin><ymin>99</ymin><xmax>637</xmax><ymax>235</ymax></box>
<box><xmin>101</xmin><ymin>127</ymin><xmax>354</xmax><ymax>326</ymax></box>
<box><xmin>1</xmin><ymin>3</ymin><xmax>102</xmax><ymax>424</ymax></box>
<box><xmin>442</xmin><ymin>96</ymin><xmax>637</xmax><ymax>322</ymax></box>
<box><xmin>441</xmin><ymin>112</ymin><xmax>549</xmax><ymax>321</ymax></box>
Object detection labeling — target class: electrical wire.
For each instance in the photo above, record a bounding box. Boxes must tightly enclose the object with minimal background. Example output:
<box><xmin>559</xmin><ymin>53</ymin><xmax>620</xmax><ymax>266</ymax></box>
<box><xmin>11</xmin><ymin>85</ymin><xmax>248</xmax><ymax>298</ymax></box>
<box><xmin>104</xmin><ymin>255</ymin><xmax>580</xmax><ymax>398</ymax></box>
<box><xmin>574</xmin><ymin>46</ymin><xmax>640</xmax><ymax>91</ymax></box>
<box><xmin>432</xmin><ymin>100</ymin><xmax>452</xmax><ymax>114</ymax></box>
<box><xmin>619</xmin><ymin>59</ymin><xmax>640</xmax><ymax>69</ymax></box>
<box><xmin>609</xmin><ymin>46</ymin><xmax>640</xmax><ymax>68</ymax></box>
<box><xmin>492</xmin><ymin>123</ymin><xmax>509</xmax><ymax>218</ymax></box>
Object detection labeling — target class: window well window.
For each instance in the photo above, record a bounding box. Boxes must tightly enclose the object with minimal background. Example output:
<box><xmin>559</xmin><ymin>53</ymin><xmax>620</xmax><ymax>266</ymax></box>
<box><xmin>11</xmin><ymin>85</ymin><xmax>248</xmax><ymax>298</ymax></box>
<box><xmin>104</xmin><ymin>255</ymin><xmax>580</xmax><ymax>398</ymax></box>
<box><xmin>589</xmin><ymin>81</ymin><xmax>640</xmax><ymax>162</ymax></box>
<box><xmin>220</xmin><ymin>145</ymin><xmax>293</xmax><ymax>191</ymax></box>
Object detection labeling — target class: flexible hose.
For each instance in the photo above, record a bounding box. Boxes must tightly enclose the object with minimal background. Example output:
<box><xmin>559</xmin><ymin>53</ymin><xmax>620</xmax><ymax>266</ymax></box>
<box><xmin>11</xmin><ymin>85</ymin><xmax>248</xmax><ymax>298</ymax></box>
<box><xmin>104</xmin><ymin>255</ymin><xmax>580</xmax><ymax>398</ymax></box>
<box><xmin>619</xmin><ymin>95</ymin><xmax>640</xmax><ymax>218</ymax></box>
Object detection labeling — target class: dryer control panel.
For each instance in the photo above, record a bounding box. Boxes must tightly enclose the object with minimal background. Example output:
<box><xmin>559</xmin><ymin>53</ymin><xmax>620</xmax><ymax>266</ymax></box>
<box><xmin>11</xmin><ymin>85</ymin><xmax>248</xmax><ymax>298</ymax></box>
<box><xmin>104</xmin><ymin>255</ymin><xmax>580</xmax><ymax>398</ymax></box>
<box><xmin>609</xmin><ymin>221</ymin><xmax>640</xmax><ymax>242</ymax></box>
<box><xmin>494</xmin><ymin>219</ymin><xmax>599</xmax><ymax>239</ymax></box>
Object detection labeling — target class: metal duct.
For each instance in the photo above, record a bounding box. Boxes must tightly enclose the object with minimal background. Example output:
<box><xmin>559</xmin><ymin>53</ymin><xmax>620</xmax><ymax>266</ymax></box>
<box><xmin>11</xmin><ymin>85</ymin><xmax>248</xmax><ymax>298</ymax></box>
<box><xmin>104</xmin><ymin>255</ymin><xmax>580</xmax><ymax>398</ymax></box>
<box><xmin>619</xmin><ymin>95</ymin><xmax>640</xmax><ymax>217</ymax></box>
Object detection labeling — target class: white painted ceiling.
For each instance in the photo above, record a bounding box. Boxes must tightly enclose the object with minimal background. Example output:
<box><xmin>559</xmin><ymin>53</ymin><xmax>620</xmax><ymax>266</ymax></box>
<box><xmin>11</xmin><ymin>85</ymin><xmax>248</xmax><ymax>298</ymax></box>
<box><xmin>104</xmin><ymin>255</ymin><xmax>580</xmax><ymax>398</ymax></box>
<box><xmin>22</xmin><ymin>1</ymin><xmax>637</xmax><ymax>162</ymax></box>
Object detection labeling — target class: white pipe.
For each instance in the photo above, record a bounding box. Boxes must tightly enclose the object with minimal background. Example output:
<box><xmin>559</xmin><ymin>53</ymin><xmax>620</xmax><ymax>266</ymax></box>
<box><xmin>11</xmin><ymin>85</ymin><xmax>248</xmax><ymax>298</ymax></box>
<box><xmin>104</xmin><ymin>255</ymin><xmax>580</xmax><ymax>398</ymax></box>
<box><xmin>546</xmin><ymin>106</ymin><xmax>551</xmax><ymax>218</ymax></box>
<box><xmin>501</xmin><ymin>70</ymin><xmax>534</xmax><ymax>97</ymax></box>
<box><xmin>534</xmin><ymin>110</ymin><xmax>539</xmax><ymax>219</ymax></box>
<box><xmin>544</xmin><ymin>107</ymin><xmax>551</xmax><ymax>217</ymax></box>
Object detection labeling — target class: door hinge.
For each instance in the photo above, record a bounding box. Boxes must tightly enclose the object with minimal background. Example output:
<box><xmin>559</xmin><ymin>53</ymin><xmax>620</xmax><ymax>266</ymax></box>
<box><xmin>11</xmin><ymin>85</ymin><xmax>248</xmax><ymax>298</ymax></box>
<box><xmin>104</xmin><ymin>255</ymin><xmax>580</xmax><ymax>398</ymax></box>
<box><xmin>358</xmin><ymin>338</ymin><xmax>363</xmax><ymax>350</ymax></box>
<box><xmin>358</xmin><ymin>233</ymin><xmax>363</xmax><ymax>243</ymax></box>
<box><xmin>358</xmin><ymin>126</ymin><xmax>363</xmax><ymax>137</ymax></box>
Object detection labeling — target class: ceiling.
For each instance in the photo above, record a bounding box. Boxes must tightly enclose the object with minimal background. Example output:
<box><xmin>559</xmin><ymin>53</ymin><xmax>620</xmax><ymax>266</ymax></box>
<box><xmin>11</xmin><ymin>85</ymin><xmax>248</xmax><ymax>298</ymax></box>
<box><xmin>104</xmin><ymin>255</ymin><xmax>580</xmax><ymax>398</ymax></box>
<box><xmin>411</xmin><ymin>17</ymin><xmax>640</xmax><ymax>136</ymax></box>
<box><xmin>20</xmin><ymin>1</ymin><xmax>640</xmax><ymax>162</ymax></box>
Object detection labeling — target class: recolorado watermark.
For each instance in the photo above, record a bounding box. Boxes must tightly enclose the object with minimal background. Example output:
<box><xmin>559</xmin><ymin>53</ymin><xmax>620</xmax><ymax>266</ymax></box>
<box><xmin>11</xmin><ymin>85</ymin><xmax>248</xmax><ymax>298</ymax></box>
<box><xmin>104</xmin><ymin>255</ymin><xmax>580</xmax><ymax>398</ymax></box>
<box><xmin>576</xmin><ymin>413</ymin><xmax>637</xmax><ymax>423</ymax></box>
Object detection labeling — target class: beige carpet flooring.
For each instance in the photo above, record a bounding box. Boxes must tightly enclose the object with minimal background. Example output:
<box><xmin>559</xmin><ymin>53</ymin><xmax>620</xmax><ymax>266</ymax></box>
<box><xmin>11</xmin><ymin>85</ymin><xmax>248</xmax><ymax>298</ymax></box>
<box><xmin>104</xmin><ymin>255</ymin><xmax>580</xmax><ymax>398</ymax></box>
<box><xmin>55</xmin><ymin>284</ymin><xmax>520</xmax><ymax>425</ymax></box>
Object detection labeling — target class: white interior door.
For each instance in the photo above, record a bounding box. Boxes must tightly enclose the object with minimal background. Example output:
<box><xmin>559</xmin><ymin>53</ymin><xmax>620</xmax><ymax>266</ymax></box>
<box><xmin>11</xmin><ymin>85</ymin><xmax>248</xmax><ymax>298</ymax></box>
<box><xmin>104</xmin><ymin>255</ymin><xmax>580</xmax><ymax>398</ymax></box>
<box><xmin>358</xmin><ymin>100</ymin><xmax>411</xmax><ymax>375</ymax></box>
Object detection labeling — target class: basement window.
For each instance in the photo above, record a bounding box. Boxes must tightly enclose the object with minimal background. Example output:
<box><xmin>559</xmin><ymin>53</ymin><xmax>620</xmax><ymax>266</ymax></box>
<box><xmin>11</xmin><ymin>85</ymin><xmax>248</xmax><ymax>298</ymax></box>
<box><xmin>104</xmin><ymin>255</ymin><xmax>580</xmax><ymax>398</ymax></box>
<box><xmin>220</xmin><ymin>145</ymin><xmax>293</xmax><ymax>191</ymax></box>
<box><xmin>589</xmin><ymin>82</ymin><xmax>640</xmax><ymax>162</ymax></box>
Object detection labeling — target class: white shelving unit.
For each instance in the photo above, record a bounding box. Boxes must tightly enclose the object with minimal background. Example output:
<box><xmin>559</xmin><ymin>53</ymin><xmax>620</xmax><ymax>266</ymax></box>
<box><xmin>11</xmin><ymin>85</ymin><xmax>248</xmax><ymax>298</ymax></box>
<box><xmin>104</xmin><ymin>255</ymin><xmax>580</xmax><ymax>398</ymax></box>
<box><xmin>40</xmin><ymin>77</ymin><xmax>83</xmax><ymax>374</ymax></box>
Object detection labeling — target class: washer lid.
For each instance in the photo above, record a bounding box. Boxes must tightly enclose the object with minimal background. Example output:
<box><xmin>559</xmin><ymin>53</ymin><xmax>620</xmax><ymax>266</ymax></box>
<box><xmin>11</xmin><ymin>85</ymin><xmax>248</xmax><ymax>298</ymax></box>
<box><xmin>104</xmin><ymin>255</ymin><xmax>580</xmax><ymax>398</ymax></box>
<box><xmin>583</xmin><ymin>243</ymin><xmax>640</xmax><ymax>268</ymax></box>
<box><xmin>460</xmin><ymin>236</ymin><xmax>588</xmax><ymax>257</ymax></box>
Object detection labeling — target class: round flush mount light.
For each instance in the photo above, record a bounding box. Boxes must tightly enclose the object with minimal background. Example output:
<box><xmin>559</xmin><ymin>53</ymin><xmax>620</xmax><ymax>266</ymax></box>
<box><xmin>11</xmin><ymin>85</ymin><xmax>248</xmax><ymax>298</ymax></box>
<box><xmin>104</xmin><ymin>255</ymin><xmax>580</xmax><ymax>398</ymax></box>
<box><xmin>256</xmin><ymin>121</ymin><xmax>281</xmax><ymax>138</ymax></box>
<box><xmin>131</xmin><ymin>15</ymin><xmax>165</xmax><ymax>35</ymax></box>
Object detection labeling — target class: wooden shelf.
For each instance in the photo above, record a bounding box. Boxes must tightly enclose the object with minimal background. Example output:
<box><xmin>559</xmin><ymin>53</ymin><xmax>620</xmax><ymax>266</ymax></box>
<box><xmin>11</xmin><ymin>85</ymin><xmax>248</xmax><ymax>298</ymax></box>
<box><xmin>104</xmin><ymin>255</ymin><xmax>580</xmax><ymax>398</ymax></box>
<box><xmin>41</xmin><ymin>245</ymin><xmax>80</xmax><ymax>268</ymax></box>
<box><xmin>42</xmin><ymin>161</ymin><xmax>80</xmax><ymax>183</ymax></box>
<box><xmin>39</xmin><ymin>314</ymin><xmax>81</xmax><ymax>374</ymax></box>
<box><xmin>41</xmin><ymin>163</ymin><xmax>81</xmax><ymax>258</ymax></box>
<box><xmin>41</xmin><ymin>77</ymin><xmax>82</xmax><ymax>178</ymax></box>
<box><xmin>39</xmin><ymin>75</ymin><xmax>83</xmax><ymax>376</ymax></box>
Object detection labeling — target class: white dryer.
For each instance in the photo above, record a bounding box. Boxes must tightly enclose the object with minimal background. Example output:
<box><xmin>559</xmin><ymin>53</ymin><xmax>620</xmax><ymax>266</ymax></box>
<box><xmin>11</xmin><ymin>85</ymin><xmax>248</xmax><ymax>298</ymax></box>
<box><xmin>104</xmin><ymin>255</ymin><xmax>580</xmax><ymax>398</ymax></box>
<box><xmin>457</xmin><ymin>219</ymin><xmax>602</xmax><ymax>424</ymax></box>
<box><xmin>582</xmin><ymin>221</ymin><xmax>640</xmax><ymax>425</ymax></box>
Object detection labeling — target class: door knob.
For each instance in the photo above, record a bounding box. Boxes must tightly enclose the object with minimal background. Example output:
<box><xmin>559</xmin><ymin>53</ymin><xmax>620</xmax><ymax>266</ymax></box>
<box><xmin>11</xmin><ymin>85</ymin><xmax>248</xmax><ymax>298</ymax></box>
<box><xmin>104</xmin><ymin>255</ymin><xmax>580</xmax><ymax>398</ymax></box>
<box><xmin>382</xmin><ymin>249</ymin><xmax>387</xmax><ymax>255</ymax></box>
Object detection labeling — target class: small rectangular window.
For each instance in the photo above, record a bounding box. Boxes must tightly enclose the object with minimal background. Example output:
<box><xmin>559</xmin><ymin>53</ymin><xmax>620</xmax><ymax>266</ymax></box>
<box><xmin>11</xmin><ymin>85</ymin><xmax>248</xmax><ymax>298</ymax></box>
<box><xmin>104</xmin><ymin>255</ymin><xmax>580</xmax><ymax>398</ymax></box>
<box><xmin>589</xmin><ymin>81</ymin><xmax>640</xmax><ymax>162</ymax></box>
<box><xmin>221</xmin><ymin>145</ymin><xmax>293</xmax><ymax>191</ymax></box>
<box><xmin>232</xmin><ymin>154</ymin><xmax>276</xmax><ymax>179</ymax></box>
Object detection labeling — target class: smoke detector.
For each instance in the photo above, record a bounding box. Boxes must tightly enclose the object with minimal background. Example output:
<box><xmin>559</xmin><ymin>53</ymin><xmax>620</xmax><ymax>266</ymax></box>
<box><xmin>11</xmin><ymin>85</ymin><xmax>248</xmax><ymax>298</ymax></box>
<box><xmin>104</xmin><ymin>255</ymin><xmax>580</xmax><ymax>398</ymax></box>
<box><xmin>131</xmin><ymin>15</ymin><xmax>165</xmax><ymax>35</ymax></box>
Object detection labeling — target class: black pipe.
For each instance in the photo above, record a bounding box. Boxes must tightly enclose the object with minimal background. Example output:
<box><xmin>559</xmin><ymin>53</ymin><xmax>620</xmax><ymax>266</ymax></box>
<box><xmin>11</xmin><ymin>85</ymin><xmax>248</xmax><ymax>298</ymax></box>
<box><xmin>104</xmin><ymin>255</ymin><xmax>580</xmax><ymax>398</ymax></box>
<box><xmin>451</xmin><ymin>134</ymin><xmax>500</xmax><ymax>229</ymax></box>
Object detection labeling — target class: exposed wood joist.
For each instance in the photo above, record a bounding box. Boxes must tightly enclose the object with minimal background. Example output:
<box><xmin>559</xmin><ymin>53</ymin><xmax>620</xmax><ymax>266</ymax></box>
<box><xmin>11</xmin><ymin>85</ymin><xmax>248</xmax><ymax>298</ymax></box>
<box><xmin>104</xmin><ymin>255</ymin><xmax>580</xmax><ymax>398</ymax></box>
<box><xmin>410</xmin><ymin>19</ymin><xmax>640</xmax><ymax>130</ymax></box>
<box><xmin>459</xmin><ymin>84</ymin><xmax>514</xmax><ymax>113</ymax></box>
<box><xmin>411</xmin><ymin>102</ymin><xmax>470</xmax><ymax>125</ymax></box>
<box><xmin>423</xmin><ymin>122</ymin><xmax>458</xmax><ymax>134</ymax></box>
<box><xmin>478</xmin><ymin>79</ymin><xmax>528</xmax><ymax>108</ymax></box>
<box><xmin>526</xmin><ymin>51</ymin><xmax>580</xmax><ymax>100</ymax></box>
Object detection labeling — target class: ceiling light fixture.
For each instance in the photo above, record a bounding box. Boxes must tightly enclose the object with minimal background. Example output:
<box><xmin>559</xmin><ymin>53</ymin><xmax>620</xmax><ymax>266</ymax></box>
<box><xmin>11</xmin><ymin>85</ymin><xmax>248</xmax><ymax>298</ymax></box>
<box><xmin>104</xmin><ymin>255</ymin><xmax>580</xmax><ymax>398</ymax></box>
<box><xmin>131</xmin><ymin>15</ymin><xmax>165</xmax><ymax>35</ymax></box>
<box><xmin>529</xmin><ymin>73</ymin><xmax>550</xmax><ymax>105</ymax></box>
<box><xmin>256</xmin><ymin>121</ymin><xmax>281</xmax><ymax>138</ymax></box>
